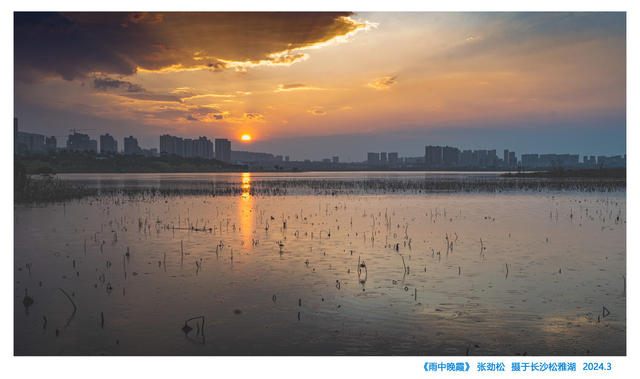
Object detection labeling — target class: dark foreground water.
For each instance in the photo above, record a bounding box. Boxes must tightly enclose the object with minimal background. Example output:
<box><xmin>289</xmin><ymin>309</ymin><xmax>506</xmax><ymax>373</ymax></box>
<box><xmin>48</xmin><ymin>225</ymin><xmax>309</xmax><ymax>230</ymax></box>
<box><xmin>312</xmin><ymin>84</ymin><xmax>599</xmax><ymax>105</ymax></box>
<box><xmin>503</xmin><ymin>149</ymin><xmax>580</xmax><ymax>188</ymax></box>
<box><xmin>14</xmin><ymin>172</ymin><xmax>625</xmax><ymax>355</ymax></box>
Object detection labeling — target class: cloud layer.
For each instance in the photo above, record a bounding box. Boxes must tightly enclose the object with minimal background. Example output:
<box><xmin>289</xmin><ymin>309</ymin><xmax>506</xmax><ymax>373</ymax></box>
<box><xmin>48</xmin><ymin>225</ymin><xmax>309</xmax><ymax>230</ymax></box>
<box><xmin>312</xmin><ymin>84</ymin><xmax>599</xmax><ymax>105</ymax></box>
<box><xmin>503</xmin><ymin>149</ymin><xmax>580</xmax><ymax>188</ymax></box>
<box><xmin>15</xmin><ymin>12</ymin><xmax>369</xmax><ymax>80</ymax></box>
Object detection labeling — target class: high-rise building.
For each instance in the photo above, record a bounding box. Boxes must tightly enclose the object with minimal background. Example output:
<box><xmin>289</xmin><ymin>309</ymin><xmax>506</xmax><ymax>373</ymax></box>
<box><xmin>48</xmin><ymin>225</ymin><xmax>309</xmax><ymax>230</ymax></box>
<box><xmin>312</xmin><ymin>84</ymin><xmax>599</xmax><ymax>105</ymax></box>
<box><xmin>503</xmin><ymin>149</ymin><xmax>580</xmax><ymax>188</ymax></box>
<box><xmin>442</xmin><ymin>146</ymin><xmax>460</xmax><ymax>167</ymax></box>
<box><xmin>425</xmin><ymin>146</ymin><xmax>443</xmax><ymax>167</ymax></box>
<box><xmin>598</xmin><ymin>155</ymin><xmax>626</xmax><ymax>168</ymax></box>
<box><xmin>193</xmin><ymin>136</ymin><xmax>213</xmax><ymax>159</ymax></box>
<box><xmin>160</xmin><ymin>134</ymin><xmax>212</xmax><ymax>159</ymax></box>
<box><xmin>215</xmin><ymin>138</ymin><xmax>231</xmax><ymax>162</ymax></box>
<box><xmin>332</xmin><ymin>156</ymin><xmax>339</xmax><ymax>163</ymax></box>
<box><xmin>67</xmin><ymin>132</ymin><xmax>97</xmax><ymax>152</ymax></box>
<box><xmin>380</xmin><ymin>152</ymin><xmax>388</xmax><ymax>164</ymax></box>
<box><xmin>460</xmin><ymin>150</ymin><xmax>473</xmax><ymax>167</ymax></box>
<box><xmin>508</xmin><ymin>151</ymin><xmax>517</xmax><ymax>168</ymax></box>
<box><xmin>124</xmin><ymin>136</ymin><xmax>141</xmax><ymax>155</ymax></box>
<box><xmin>367</xmin><ymin>152</ymin><xmax>380</xmax><ymax>165</ymax></box>
<box><xmin>388</xmin><ymin>152</ymin><xmax>398</xmax><ymax>165</ymax></box>
<box><xmin>14</xmin><ymin>119</ymin><xmax>63</xmax><ymax>154</ymax></box>
<box><xmin>100</xmin><ymin>133</ymin><xmax>118</xmax><ymax>154</ymax></box>
<box><xmin>503</xmin><ymin>149</ymin><xmax>510</xmax><ymax>168</ymax></box>
<box><xmin>583</xmin><ymin>155</ymin><xmax>596</xmax><ymax>168</ymax></box>
<box><xmin>183</xmin><ymin>138</ymin><xmax>194</xmax><ymax>158</ymax></box>
<box><xmin>475</xmin><ymin>150</ymin><xmax>487</xmax><ymax>167</ymax></box>
<box><xmin>488</xmin><ymin>150</ymin><xmax>498</xmax><ymax>167</ymax></box>
<box><xmin>16</xmin><ymin>131</ymin><xmax>46</xmax><ymax>154</ymax></box>
<box><xmin>521</xmin><ymin>154</ymin><xmax>538</xmax><ymax>169</ymax></box>
<box><xmin>536</xmin><ymin>154</ymin><xmax>578</xmax><ymax>168</ymax></box>
<box><xmin>45</xmin><ymin>136</ymin><xmax>57</xmax><ymax>152</ymax></box>
<box><xmin>160</xmin><ymin>134</ymin><xmax>185</xmax><ymax>157</ymax></box>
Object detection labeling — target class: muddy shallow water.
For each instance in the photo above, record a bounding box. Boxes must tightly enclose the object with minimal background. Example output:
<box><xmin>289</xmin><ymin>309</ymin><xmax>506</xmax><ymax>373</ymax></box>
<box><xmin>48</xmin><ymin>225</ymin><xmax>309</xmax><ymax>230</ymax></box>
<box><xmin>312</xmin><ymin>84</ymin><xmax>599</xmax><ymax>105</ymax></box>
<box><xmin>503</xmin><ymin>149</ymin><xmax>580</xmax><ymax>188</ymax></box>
<box><xmin>14</xmin><ymin>174</ymin><xmax>625</xmax><ymax>355</ymax></box>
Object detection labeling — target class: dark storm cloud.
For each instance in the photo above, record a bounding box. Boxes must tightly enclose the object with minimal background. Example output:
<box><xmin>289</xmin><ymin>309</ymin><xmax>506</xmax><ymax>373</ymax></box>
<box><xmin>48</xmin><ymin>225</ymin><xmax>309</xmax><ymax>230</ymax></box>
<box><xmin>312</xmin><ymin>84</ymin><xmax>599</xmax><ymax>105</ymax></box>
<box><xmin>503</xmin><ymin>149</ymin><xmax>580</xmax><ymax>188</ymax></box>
<box><xmin>15</xmin><ymin>12</ymin><xmax>138</xmax><ymax>81</ymax></box>
<box><xmin>14</xmin><ymin>12</ymin><xmax>362</xmax><ymax>81</ymax></box>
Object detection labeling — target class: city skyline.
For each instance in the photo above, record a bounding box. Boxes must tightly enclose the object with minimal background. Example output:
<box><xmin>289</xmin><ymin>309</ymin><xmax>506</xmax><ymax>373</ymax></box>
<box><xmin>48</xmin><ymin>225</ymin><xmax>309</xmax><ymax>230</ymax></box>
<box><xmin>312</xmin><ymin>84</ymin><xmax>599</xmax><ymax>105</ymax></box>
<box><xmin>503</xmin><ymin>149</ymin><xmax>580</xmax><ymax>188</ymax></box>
<box><xmin>14</xmin><ymin>12</ymin><xmax>625</xmax><ymax>161</ymax></box>
<box><xmin>12</xmin><ymin>119</ymin><xmax>626</xmax><ymax>163</ymax></box>
<box><xmin>15</xmin><ymin>118</ymin><xmax>625</xmax><ymax>170</ymax></box>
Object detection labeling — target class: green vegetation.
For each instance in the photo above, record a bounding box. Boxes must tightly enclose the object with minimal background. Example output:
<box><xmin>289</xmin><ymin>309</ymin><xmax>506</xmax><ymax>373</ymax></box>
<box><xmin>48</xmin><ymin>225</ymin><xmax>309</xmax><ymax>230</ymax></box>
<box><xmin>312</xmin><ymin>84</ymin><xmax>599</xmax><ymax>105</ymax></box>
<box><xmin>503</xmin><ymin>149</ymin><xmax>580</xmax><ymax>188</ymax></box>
<box><xmin>501</xmin><ymin>168</ymin><xmax>625</xmax><ymax>178</ymax></box>
<box><xmin>15</xmin><ymin>151</ymin><xmax>248</xmax><ymax>174</ymax></box>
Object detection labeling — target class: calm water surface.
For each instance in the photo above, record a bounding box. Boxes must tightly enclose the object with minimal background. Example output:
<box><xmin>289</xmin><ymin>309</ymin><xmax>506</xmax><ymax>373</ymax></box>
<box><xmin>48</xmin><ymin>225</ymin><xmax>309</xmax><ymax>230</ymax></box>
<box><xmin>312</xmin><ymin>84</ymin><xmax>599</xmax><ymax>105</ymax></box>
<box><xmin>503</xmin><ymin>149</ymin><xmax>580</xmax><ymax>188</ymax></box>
<box><xmin>15</xmin><ymin>172</ymin><xmax>625</xmax><ymax>355</ymax></box>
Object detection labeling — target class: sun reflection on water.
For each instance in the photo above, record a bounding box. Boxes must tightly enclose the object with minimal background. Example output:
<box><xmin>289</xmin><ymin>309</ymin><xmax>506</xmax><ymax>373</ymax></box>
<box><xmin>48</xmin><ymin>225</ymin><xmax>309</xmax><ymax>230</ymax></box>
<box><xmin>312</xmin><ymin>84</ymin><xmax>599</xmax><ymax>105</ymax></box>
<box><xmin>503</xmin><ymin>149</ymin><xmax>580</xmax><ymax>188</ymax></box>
<box><xmin>241</xmin><ymin>172</ymin><xmax>251</xmax><ymax>198</ymax></box>
<box><xmin>240</xmin><ymin>173</ymin><xmax>253</xmax><ymax>248</ymax></box>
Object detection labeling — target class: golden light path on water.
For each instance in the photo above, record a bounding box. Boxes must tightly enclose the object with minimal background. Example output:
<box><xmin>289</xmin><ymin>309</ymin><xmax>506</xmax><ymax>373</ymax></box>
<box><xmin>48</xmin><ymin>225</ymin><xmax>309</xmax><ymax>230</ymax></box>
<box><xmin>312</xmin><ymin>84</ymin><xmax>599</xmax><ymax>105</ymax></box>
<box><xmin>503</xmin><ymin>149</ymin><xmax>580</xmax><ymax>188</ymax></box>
<box><xmin>240</xmin><ymin>173</ymin><xmax>254</xmax><ymax>250</ymax></box>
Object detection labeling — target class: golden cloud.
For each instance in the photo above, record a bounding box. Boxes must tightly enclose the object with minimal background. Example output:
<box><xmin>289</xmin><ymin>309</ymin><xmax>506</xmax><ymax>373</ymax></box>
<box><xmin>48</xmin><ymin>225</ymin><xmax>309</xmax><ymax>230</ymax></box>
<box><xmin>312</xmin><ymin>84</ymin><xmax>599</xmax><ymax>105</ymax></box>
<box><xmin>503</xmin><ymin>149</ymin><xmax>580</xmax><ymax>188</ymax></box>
<box><xmin>275</xmin><ymin>83</ymin><xmax>323</xmax><ymax>92</ymax></box>
<box><xmin>244</xmin><ymin>112</ymin><xmax>264</xmax><ymax>120</ymax></box>
<box><xmin>367</xmin><ymin>75</ymin><xmax>397</xmax><ymax>90</ymax></box>
<box><xmin>308</xmin><ymin>106</ymin><xmax>327</xmax><ymax>116</ymax></box>
<box><xmin>180</xmin><ymin>93</ymin><xmax>235</xmax><ymax>102</ymax></box>
<box><xmin>201</xmin><ymin>111</ymin><xmax>230</xmax><ymax>122</ymax></box>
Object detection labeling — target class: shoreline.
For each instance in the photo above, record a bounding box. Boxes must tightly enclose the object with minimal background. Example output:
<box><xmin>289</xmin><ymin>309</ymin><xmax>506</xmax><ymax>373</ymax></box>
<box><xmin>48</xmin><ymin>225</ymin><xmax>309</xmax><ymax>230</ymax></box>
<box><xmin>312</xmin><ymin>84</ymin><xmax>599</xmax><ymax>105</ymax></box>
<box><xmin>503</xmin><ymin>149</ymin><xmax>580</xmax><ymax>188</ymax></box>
<box><xmin>15</xmin><ymin>174</ymin><xmax>626</xmax><ymax>204</ymax></box>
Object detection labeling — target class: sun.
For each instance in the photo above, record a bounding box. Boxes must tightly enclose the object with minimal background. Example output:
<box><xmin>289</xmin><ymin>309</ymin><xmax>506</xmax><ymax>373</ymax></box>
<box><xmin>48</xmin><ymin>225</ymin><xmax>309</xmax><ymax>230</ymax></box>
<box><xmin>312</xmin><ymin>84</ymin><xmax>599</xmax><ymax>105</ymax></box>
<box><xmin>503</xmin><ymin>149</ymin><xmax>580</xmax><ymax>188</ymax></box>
<box><xmin>241</xmin><ymin>134</ymin><xmax>252</xmax><ymax>141</ymax></box>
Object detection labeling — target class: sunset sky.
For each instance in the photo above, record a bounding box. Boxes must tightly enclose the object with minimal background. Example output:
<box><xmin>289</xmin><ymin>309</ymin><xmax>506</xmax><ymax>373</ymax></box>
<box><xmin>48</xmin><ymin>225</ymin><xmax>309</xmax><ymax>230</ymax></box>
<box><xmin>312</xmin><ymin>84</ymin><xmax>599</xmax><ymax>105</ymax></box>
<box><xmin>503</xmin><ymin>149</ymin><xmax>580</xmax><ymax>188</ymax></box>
<box><xmin>14</xmin><ymin>12</ymin><xmax>626</xmax><ymax>161</ymax></box>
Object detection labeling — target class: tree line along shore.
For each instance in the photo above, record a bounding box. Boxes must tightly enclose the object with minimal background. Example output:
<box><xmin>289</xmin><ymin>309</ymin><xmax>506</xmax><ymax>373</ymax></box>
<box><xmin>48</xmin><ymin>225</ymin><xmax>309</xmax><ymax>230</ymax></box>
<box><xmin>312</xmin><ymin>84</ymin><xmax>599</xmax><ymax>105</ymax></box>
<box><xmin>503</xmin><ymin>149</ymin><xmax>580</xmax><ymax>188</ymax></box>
<box><xmin>15</xmin><ymin>151</ymin><xmax>247</xmax><ymax>174</ymax></box>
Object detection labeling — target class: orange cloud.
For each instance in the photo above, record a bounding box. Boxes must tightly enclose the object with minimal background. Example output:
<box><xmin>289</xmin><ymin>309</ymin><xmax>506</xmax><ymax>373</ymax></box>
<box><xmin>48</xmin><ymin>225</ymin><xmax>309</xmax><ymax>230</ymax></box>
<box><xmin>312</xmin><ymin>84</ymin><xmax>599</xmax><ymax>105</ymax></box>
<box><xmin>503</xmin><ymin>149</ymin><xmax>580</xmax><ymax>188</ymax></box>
<box><xmin>275</xmin><ymin>83</ymin><xmax>323</xmax><ymax>92</ymax></box>
<box><xmin>244</xmin><ymin>112</ymin><xmax>264</xmax><ymax>120</ymax></box>
<box><xmin>308</xmin><ymin>106</ymin><xmax>327</xmax><ymax>116</ymax></box>
<box><xmin>367</xmin><ymin>75</ymin><xmax>397</xmax><ymax>90</ymax></box>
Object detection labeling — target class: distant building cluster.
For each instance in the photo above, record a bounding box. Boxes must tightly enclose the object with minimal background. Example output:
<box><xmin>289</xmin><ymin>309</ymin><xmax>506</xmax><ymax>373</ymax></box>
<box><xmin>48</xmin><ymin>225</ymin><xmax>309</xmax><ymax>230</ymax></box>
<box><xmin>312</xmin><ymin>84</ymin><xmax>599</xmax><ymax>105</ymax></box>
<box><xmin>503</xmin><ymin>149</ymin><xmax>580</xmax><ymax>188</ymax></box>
<box><xmin>592</xmin><ymin>155</ymin><xmax>626</xmax><ymax>168</ymax></box>
<box><xmin>14</xmin><ymin>117</ymin><xmax>158</xmax><ymax>157</ymax></box>
<box><xmin>14</xmin><ymin>118</ymin><xmax>57</xmax><ymax>154</ymax></box>
<box><xmin>14</xmin><ymin>119</ymin><xmax>240</xmax><ymax>164</ymax></box>
<box><xmin>420</xmin><ymin>146</ymin><xmax>518</xmax><ymax>169</ymax></box>
<box><xmin>13</xmin><ymin>117</ymin><xmax>626</xmax><ymax>170</ymax></box>
<box><xmin>521</xmin><ymin>153</ymin><xmax>626</xmax><ymax>169</ymax></box>
<box><xmin>231</xmin><ymin>150</ymin><xmax>286</xmax><ymax>165</ymax></box>
<box><xmin>521</xmin><ymin>154</ymin><xmax>577</xmax><ymax>169</ymax></box>
<box><xmin>366</xmin><ymin>144</ymin><xmax>625</xmax><ymax>170</ymax></box>
<box><xmin>160</xmin><ymin>134</ymin><xmax>214</xmax><ymax>159</ymax></box>
<box><xmin>367</xmin><ymin>152</ymin><xmax>400</xmax><ymax>166</ymax></box>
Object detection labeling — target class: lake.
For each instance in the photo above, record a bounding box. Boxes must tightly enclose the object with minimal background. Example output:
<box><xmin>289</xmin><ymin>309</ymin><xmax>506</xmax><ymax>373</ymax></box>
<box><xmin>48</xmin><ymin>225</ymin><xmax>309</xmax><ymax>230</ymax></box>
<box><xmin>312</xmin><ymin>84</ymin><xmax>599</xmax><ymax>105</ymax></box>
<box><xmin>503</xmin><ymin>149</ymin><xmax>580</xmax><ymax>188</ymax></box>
<box><xmin>14</xmin><ymin>172</ymin><xmax>626</xmax><ymax>355</ymax></box>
